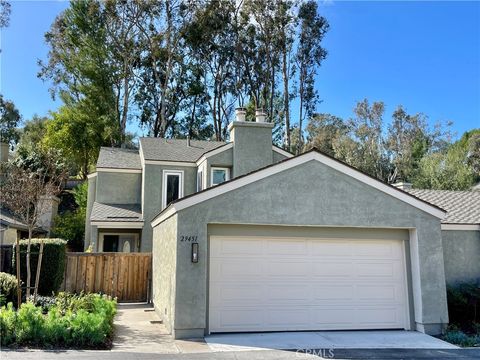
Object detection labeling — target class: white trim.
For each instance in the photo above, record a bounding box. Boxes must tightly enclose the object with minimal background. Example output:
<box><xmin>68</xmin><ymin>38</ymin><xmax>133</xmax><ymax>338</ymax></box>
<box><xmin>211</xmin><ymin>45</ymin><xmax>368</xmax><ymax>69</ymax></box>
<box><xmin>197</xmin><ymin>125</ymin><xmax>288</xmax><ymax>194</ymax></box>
<box><xmin>96</xmin><ymin>167</ymin><xmax>142</xmax><ymax>174</ymax></box>
<box><xmin>196</xmin><ymin>143</ymin><xmax>233</xmax><ymax>166</ymax></box>
<box><xmin>140</xmin><ymin>142</ymin><xmax>146</xmax><ymax>214</ymax></box>
<box><xmin>441</xmin><ymin>224</ymin><xmax>480</xmax><ymax>231</ymax></box>
<box><xmin>210</xmin><ymin>167</ymin><xmax>231</xmax><ymax>186</ymax></box>
<box><xmin>197</xmin><ymin>169</ymin><xmax>204</xmax><ymax>192</ymax></box>
<box><xmin>87</xmin><ymin>172</ymin><xmax>97</xmax><ymax>179</ymax></box>
<box><xmin>144</xmin><ymin>160</ymin><xmax>197</xmax><ymax>167</ymax></box>
<box><xmin>152</xmin><ymin>151</ymin><xmax>446</xmax><ymax>227</ymax></box>
<box><xmin>91</xmin><ymin>221</ymin><xmax>144</xmax><ymax>229</ymax></box>
<box><xmin>162</xmin><ymin>170</ymin><xmax>184</xmax><ymax>210</ymax></box>
<box><xmin>272</xmin><ymin>146</ymin><xmax>294</xmax><ymax>158</ymax></box>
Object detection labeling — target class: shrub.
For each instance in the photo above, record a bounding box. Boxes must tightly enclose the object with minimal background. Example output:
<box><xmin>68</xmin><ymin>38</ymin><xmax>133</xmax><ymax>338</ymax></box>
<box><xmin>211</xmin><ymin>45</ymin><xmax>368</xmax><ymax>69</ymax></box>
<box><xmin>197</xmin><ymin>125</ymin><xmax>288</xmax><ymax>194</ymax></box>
<box><xmin>447</xmin><ymin>281</ymin><xmax>480</xmax><ymax>331</ymax></box>
<box><xmin>443</xmin><ymin>326</ymin><xmax>480</xmax><ymax>347</ymax></box>
<box><xmin>28</xmin><ymin>295</ymin><xmax>57</xmax><ymax>313</ymax></box>
<box><xmin>0</xmin><ymin>272</ymin><xmax>19</xmax><ymax>306</ymax></box>
<box><xmin>0</xmin><ymin>292</ymin><xmax>116</xmax><ymax>348</ymax></box>
<box><xmin>12</xmin><ymin>238</ymin><xmax>67</xmax><ymax>295</ymax></box>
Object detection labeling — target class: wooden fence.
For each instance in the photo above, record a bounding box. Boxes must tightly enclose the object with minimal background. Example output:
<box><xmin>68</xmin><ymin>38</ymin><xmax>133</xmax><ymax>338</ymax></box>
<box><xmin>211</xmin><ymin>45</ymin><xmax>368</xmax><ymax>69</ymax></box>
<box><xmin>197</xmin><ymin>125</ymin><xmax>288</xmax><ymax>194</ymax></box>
<box><xmin>61</xmin><ymin>252</ymin><xmax>152</xmax><ymax>303</ymax></box>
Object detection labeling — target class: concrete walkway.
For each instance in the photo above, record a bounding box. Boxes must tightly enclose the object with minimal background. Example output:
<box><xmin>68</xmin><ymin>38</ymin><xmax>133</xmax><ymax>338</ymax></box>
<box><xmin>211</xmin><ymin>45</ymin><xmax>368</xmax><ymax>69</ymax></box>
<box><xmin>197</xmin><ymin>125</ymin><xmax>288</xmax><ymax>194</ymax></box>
<box><xmin>112</xmin><ymin>303</ymin><xmax>209</xmax><ymax>354</ymax></box>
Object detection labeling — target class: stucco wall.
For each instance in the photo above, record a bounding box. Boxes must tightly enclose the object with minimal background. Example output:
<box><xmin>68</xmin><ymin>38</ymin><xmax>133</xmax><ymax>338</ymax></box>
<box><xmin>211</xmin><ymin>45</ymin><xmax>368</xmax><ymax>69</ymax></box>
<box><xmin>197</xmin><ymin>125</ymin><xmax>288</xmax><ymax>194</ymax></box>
<box><xmin>442</xmin><ymin>230</ymin><xmax>480</xmax><ymax>285</ymax></box>
<box><xmin>161</xmin><ymin>159</ymin><xmax>448</xmax><ymax>337</ymax></box>
<box><xmin>152</xmin><ymin>214</ymin><xmax>178</xmax><ymax>334</ymax></box>
<box><xmin>142</xmin><ymin>164</ymin><xmax>196</xmax><ymax>251</ymax></box>
<box><xmin>0</xmin><ymin>228</ymin><xmax>18</xmax><ymax>245</ymax></box>
<box><xmin>272</xmin><ymin>149</ymin><xmax>290</xmax><ymax>163</ymax></box>
<box><xmin>205</xmin><ymin>148</ymin><xmax>233</xmax><ymax>185</ymax></box>
<box><xmin>96</xmin><ymin>172</ymin><xmax>141</xmax><ymax>205</ymax></box>
<box><xmin>84</xmin><ymin>175</ymin><xmax>96</xmax><ymax>250</ymax></box>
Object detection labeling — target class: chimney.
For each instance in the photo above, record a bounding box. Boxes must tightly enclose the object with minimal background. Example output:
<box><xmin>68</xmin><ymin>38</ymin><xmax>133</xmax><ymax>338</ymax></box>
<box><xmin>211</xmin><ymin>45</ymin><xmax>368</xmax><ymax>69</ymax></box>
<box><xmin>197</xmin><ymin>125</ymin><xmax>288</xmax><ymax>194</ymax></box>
<box><xmin>393</xmin><ymin>181</ymin><xmax>412</xmax><ymax>190</ymax></box>
<box><xmin>0</xmin><ymin>142</ymin><xmax>8</xmax><ymax>163</ymax></box>
<box><xmin>228</xmin><ymin>110</ymin><xmax>274</xmax><ymax>177</ymax></box>
<box><xmin>255</xmin><ymin>109</ymin><xmax>266</xmax><ymax>123</ymax></box>
<box><xmin>186</xmin><ymin>135</ymin><xmax>191</xmax><ymax>147</ymax></box>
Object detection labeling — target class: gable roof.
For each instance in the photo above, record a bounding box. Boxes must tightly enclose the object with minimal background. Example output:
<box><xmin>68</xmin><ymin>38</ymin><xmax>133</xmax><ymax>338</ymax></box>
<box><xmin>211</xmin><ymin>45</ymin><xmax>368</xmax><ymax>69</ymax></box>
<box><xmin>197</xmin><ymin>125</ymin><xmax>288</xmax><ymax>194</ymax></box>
<box><xmin>97</xmin><ymin>147</ymin><xmax>141</xmax><ymax>170</ymax></box>
<box><xmin>405</xmin><ymin>189</ymin><xmax>479</xmax><ymax>225</ymax></box>
<box><xmin>140</xmin><ymin>138</ymin><xmax>225</xmax><ymax>163</ymax></box>
<box><xmin>151</xmin><ymin>148</ymin><xmax>446</xmax><ymax>227</ymax></box>
<box><xmin>0</xmin><ymin>206</ymin><xmax>29</xmax><ymax>231</ymax></box>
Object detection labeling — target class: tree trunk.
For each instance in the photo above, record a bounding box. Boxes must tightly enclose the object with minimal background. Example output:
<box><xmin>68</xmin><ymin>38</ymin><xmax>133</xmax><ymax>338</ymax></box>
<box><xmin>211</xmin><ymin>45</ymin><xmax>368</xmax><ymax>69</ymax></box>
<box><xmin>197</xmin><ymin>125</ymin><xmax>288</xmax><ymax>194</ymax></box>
<box><xmin>282</xmin><ymin>47</ymin><xmax>290</xmax><ymax>150</ymax></box>
<box><xmin>15</xmin><ymin>236</ymin><xmax>22</xmax><ymax>306</ymax></box>
<box><xmin>33</xmin><ymin>239</ymin><xmax>44</xmax><ymax>303</ymax></box>
<box><xmin>26</xmin><ymin>227</ymin><xmax>32</xmax><ymax>299</ymax></box>
<box><xmin>120</xmin><ymin>69</ymin><xmax>129</xmax><ymax>147</ymax></box>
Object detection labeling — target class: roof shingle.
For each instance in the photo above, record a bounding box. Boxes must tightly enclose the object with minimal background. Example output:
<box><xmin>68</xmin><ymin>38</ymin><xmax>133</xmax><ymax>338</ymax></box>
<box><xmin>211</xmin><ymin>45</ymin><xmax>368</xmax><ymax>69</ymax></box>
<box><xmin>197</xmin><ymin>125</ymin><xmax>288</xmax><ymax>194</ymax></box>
<box><xmin>97</xmin><ymin>147</ymin><xmax>141</xmax><ymax>170</ymax></box>
<box><xmin>140</xmin><ymin>138</ymin><xmax>225</xmax><ymax>162</ymax></box>
<box><xmin>90</xmin><ymin>202</ymin><xmax>143</xmax><ymax>222</ymax></box>
<box><xmin>406</xmin><ymin>189</ymin><xmax>480</xmax><ymax>225</ymax></box>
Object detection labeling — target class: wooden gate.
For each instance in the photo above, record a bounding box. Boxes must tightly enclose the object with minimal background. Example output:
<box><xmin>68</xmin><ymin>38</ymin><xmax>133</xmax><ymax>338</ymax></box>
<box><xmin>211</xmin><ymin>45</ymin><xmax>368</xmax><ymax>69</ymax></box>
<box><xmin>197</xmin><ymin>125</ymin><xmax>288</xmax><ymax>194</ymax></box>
<box><xmin>61</xmin><ymin>252</ymin><xmax>152</xmax><ymax>302</ymax></box>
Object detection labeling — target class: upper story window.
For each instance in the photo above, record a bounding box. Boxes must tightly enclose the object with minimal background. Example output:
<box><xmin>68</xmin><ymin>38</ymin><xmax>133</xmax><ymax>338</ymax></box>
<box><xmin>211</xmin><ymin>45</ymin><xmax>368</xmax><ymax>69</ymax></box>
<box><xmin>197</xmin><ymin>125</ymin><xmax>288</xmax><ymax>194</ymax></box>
<box><xmin>197</xmin><ymin>170</ymin><xmax>203</xmax><ymax>192</ymax></box>
<box><xmin>211</xmin><ymin>167</ymin><xmax>230</xmax><ymax>186</ymax></box>
<box><xmin>162</xmin><ymin>170</ymin><xmax>184</xmax><ymax>209</ymax></box>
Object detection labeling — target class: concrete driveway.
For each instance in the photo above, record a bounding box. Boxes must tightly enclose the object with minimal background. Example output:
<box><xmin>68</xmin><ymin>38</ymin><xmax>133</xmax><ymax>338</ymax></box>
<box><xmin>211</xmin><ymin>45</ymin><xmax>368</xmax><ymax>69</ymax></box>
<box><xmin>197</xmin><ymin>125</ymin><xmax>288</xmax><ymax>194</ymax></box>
<box><xmin>205</xmin><ymin>330</ymin><xmax>458</xmax><ymax>352</ymax></box>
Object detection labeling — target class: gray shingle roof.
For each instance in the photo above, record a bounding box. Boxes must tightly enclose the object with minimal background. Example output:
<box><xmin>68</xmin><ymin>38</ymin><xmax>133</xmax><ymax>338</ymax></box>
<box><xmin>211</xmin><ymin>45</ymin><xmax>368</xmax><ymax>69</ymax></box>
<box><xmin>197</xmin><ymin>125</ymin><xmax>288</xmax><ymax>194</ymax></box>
<box><xmin>406</xmin><ymin>189</ymin><xmax>480</xmax><ymax>224</ymax></box>
<box><xmin>90</xmin><ymin>202</ymin><xmax>143</xmax><ymax>222</ymax></box>
<box><xmin>0</xmin><ymin>207</ymin><xmax>28</xmax><ymax>230</ymax></box>
<box><xmin>97</xmin><ymin>147</ymin><xmax>141</xmax><ymax>170</ymax></box>
<box><xmin>140</xmin><ymin>138</ymin><xmax>226</xmax><ymax>162</ymax></box>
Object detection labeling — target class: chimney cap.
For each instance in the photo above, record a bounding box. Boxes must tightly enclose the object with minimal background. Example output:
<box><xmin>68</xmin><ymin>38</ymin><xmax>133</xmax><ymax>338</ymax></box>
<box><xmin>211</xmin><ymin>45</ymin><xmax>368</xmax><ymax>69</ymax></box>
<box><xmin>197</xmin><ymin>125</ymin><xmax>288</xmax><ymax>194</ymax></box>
<box><xmin>255</xmin><ymin>109</ymin><xmax>267</xmax><ymax>123</ymax></box>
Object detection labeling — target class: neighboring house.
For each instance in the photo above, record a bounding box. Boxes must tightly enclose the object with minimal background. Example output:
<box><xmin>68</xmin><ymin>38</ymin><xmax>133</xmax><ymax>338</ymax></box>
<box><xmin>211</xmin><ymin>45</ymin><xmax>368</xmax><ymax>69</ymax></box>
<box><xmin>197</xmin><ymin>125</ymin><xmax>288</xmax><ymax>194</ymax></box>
<box><xmin>0</xmin><ymin>207</ymin><xmax>29</xmax><ymax>245</ymax></box>
<box><xmin>86</xmin><ymin>109</ymin><xmax>479</xmax><ymax>339</ymax></box>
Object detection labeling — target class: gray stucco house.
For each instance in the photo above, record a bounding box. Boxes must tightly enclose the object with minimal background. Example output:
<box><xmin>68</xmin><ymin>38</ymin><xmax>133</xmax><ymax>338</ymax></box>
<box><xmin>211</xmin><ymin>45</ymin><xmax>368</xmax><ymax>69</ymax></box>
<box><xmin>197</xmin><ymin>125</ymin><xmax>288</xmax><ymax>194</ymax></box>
<box><xmin>85</xmin><ymin>109</ymin><xmax>479</xmax><ymax>339</ymax></box>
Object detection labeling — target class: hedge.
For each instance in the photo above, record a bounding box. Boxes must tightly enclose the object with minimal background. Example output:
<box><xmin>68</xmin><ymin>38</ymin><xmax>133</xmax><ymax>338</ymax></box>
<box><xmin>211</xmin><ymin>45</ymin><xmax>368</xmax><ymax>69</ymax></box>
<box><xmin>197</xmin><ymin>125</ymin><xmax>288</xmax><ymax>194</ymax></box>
<box><xmin>0</xmin><ymin>272</ymin><xmax>19</xmax><ymax>306</ymax></box>
<box><xmin>12</xmin><ymin>238</ymin><xmax>67</xmax><ymax>295</ymax></box>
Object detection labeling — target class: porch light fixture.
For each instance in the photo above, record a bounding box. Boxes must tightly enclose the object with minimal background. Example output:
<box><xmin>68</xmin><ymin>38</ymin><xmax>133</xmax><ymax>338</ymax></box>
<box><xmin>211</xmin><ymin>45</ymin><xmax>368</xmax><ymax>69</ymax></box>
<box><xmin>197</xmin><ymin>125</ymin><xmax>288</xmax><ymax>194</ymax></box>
<box><xmin>191</xmin><ymin>242</ymin><xmax>199</xmax><ymax>263</ymax></box>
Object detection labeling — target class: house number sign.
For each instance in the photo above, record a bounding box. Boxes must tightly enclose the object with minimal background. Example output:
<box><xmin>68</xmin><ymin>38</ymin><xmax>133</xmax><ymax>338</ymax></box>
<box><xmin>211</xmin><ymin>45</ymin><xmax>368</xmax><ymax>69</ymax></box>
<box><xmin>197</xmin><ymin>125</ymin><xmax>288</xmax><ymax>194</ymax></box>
<box><xmin>180</xmin><ymin>235</ymin><xmax>198</xmax><ymax>242</ymax></box>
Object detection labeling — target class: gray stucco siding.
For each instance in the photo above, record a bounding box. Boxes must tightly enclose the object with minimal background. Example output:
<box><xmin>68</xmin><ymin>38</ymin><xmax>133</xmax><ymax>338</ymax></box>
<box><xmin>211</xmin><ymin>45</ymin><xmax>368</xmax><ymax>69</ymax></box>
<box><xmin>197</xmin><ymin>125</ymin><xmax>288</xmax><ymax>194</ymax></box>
<box><xmin>442</xmin><ymin>230</ymin><xmax>480</xmax><ymax>285</ymax></box>
<box><xmin>163</xmin><ymin>159</ymin><xmax>447</xmax><ymax>337</ymax></box>
<box><xmin>272</xmin><ymin>149</ymin><xmax>289</xmax><ymax>163</ymax></box>
<box><xmin>152</xmin><ymin>214</ymin><xmax>178</xmax><ymax>334</ymax></box>
<box><xmin>205</xmin><ymin>148</ymin><xmax>233</xmax><ymax>186</ymax></box>
<box><xmin>95</xmin><ymin>172</ymin><xmax>141</xmax><ymax>204</ymax></box>
<box><xmin>142</xmin><ymin>164</ymin><xmax>197</xmax><ymax>251</ymax></box>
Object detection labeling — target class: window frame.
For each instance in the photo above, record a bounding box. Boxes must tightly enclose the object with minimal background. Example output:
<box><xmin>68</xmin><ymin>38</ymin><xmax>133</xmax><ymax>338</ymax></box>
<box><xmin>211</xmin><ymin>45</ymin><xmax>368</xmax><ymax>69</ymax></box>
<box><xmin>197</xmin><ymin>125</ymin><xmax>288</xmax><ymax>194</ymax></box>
<box><xmin>210</xmin><ymin>167</ymin><xmax>230</xmax><ymax>186</ymax></box>
<box><xmin>162</xmin><ymin>170</ymin><xmax>184</xmax><ymax>209</ymax></box>
<box><xmin>197</xmin><ymin>169</ymin><xmax>203</xmax><ymax>192</ymax></box>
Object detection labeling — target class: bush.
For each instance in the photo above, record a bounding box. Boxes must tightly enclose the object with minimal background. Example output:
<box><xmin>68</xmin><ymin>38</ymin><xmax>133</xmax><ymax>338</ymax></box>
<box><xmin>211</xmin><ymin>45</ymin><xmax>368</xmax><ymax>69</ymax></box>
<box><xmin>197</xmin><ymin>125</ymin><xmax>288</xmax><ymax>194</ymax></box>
<box><xmin>28</xmin><ymin>295</ymin><xmax>57</xmax><ymax>313</ymax></box>
<box><xmin>0</xmin><ymin>292</ymin><xmax>116</xmax><ymax>348</ymax></box>
<box><xmin>447</xmin><ymin>281</ymin><xmax>480</xmax><ymax>332</ymax></box>
<box><xmin>12</xmin><ymin>238</ymin><xmax>67</xmax><ymax>295</ymax></box>
<box><xmin>0</xmin><ymin>272</ymin><xmax>19</xmax><ymax>306</ymax></box>
<box><xmin>443</xmin><ymin>326</ymin><xmax>480</xmax><ymax>347</ymax></box>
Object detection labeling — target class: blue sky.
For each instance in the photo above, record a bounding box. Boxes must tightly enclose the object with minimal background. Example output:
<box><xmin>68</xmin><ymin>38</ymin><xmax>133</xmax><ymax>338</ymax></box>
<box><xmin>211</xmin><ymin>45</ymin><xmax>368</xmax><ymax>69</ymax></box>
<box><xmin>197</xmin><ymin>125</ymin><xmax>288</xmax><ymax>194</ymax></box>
<box><xmin>1</xmin><ymin>1</ymin><xmax>479</xmax><ymax>138</ymax></box>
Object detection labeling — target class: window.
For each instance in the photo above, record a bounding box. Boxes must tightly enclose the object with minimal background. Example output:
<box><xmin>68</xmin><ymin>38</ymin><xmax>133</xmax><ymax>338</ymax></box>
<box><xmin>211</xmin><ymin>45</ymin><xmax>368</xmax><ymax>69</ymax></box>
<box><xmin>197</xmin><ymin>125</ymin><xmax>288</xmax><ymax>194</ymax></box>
<box><xmin>211</xmin><ymin>167</ymin><xmax>230</xmax><ymax>186</ymax></box>
<box><xmin>103</xmin><ymin>235</ymin><xmax>119</xmax><ymax>252</ymax></box>
<box><xmin>162</xmin><ymin>170</ymin><xmax>184</xmax><ymax>209</ymax></box>
<box><xmin>197</xmin><ymin>170</ymin><xmax>203</xmax><ymax>192</ymax></box>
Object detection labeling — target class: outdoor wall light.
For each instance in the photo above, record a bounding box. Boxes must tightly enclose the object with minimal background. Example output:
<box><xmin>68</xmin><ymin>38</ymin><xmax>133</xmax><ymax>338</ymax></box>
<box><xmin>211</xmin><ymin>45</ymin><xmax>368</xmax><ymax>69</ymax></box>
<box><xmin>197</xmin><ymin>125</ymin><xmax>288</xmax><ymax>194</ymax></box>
<box><xmin>191</xmin><ymin>242</ymin><xmax>199</xmax><ymax>263</ymax></box>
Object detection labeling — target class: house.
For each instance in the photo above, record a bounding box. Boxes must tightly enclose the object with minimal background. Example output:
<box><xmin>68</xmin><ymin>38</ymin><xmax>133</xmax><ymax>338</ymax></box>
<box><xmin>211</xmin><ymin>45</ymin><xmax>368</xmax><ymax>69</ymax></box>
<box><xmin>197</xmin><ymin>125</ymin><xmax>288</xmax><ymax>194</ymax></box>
<box><xmin>85</xmin><ymin>109</ymin><xmax>479</xmax><ymax>339</ymax></box>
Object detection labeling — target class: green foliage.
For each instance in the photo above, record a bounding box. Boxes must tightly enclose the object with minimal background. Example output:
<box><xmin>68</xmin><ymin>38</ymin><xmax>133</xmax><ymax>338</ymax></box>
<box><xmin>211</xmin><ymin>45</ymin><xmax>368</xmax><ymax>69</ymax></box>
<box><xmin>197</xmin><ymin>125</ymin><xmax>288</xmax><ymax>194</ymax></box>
<box><xmin>0</xmin><ymin>293</ymin><xmax>117</xmax><ymax>348</ymax></box>
<box><xmin>12</xmin><ymin>239</ymin><xmax>67</xmax><ymax>295</ymax></box>
<box><xmin>29</xmin><ymin>295</ymin><xmax>57</xmax><ymax>313</ymax></box>
<box><xmin>51</xmin><ymin>182</ymin><xmax>88</xmax><ymax>251</ymax></box>
<box><xmin>0</xmin><ymin>95</ymin><xmax>21</xmax><ymax>146</ymax></box>
<box><xmin>446</xmin><ymin>282</ymin><xmax>480</xmax><ymax>330</ymax></box>
<box><xmin>0</xmin><ymin>272</ymin><xmax>19</xmax><ymax>306</ymax></box>
<box><xmin>443</xmin><ymin>326</ymin><xmax>480</xmax><ymax>347</ymax></box>
<box><xmin>413</xmin><ymin>131</ymin><xmax>479</xmax><ymax>190</ymax></box>
<box><xmin>51</xmin><ymin>211</ymin><xmax>85</xmax><ymax>251</ymax></box>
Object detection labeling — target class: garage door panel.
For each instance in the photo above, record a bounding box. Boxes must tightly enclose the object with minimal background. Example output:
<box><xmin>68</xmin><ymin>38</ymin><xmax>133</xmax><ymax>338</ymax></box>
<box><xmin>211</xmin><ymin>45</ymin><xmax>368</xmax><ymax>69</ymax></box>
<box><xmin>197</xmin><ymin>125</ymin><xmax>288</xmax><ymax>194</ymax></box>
<box><xmin>209</xmin><ymin>236</ymin><xmax>408</xmax><ymax>333</ymax></box>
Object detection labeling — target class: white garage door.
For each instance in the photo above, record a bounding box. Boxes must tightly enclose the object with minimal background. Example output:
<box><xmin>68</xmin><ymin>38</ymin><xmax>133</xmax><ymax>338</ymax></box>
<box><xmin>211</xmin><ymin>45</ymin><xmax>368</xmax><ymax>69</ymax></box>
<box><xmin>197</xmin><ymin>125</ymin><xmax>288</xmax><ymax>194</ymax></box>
<box><xmin>209</xmin><ymin>236</ymin><xmax>409</xmax><ymax>333</ymax></box>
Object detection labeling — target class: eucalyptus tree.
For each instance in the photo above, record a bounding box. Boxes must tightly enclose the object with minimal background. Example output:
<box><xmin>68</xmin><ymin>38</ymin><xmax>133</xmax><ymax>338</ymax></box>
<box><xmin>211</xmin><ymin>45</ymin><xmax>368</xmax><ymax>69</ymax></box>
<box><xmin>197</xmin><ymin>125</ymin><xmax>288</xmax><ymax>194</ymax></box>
<box><xmin>295</xmin><ymin>0</ymin><xmax>329</xmax><ymax>154</ymax></box>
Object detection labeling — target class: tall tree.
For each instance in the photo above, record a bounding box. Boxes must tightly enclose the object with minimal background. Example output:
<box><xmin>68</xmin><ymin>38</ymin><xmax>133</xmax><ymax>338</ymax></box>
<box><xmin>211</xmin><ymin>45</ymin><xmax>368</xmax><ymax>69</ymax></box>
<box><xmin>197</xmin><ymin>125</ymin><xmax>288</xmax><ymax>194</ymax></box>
<box><xmin>0</xmin><ymin>95</ymin><xmax>21</xmax><ymax>147</ymax></box>
<box><xmin>0</xmin><ymin>0</ymin><xmax>10</xmax><ymax>28</ymax></box>
<box><xmin>295</xmin><ymin>0</ymin><xmax>329</xmax><ymax>154</ymax></box>
<box><xmin>305</xmin><ymin>113</ymin><xmax>347</xmax><ymax>156</ymax></box>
